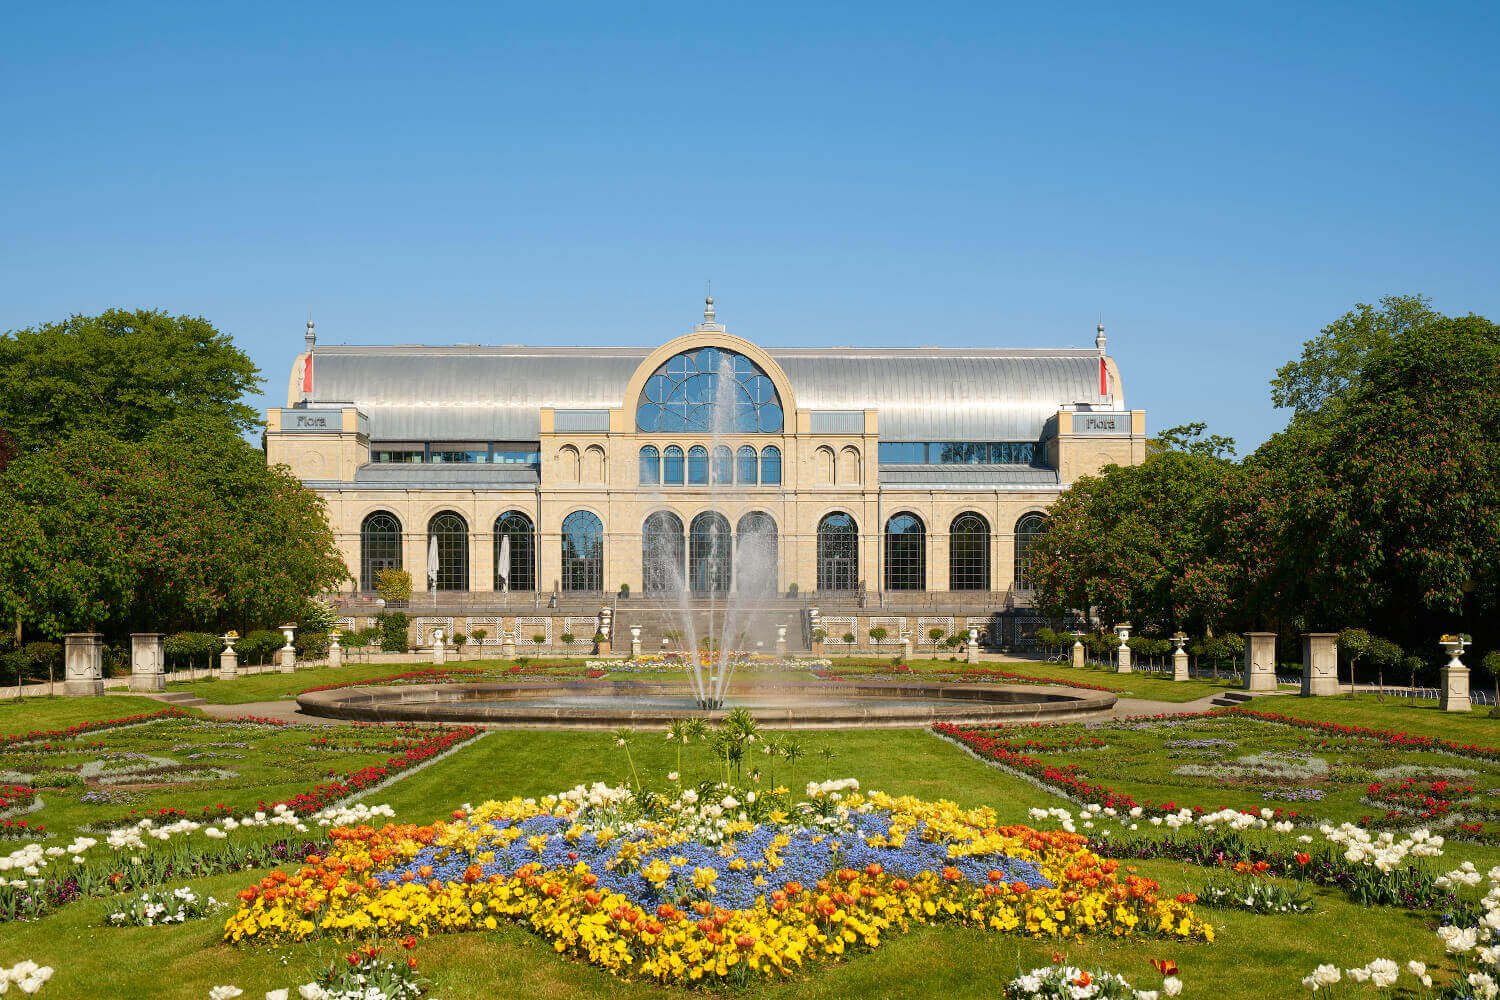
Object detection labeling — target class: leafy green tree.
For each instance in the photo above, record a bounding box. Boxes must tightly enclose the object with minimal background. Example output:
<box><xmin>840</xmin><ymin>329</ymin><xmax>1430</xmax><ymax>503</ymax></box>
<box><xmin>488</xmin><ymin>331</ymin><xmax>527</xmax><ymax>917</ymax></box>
<box><xmin>376</xmin><ymin>612</ymin><xmax>410</xmax><ymax>652</ymax></box>
<box><xmin>0</xmin><ymin>309</ymin><xmax>261</xmax><ymax>454</ymax></box>
<box><xmin>1030</xmin><ymin>424</ymin><xmax>1239</xmax><ymax>633</ymax></box>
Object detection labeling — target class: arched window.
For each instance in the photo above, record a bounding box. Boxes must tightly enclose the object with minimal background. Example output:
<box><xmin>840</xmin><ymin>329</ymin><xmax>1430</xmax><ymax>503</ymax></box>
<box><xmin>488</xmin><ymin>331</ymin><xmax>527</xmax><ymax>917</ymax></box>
<box><xmin>816</xmin><ymin>513</ymin><xmax>858</xmax><ymax>592</ymax></box>
<box><xmin>561</xmin><ymin>511</ymin><xmax>604</xmax><ymax>591</ymax></box>
<box><xmin>642</xmin><ymin>512</ymin><xmax>685</xmax><ymax>594</ymax></box>
<box><xmin>736</xmin><ymin>511</ymin><xmax>777</xmax><ymax>594</ymax></box>
<box><xmin>814</xmin><ymin>446</ymin><xmax>834</xmax><ymax>484</ymax></box>
<box><xmin>761</xmin><ymin>446</ymin><xmax>782</xmax><ymax>485</ymax></box>
<box><xmin>838</xmin><ymin>446</ymin><xmax>861</xmax><ymax>484</ymax></box>
<box><xmin>635</xmin><ymin>346</ymin><xmax>783</xmax><ymax>433</ymax></box>
<box><xmin>360</xmin><ymin>511</ymin><xmax>402</xmax><ymax>592</ymax></box>
<box><xmin>884</xmin><ymin>513</ymin><xmax>926</xmax><ymax>591</ymax></box>
<box><xmin>493</xmin><ymin>511</ymin><xmax>535</xmax><ymax>592</ymax></box>
<box><xmin>736</xmin><ymin>446</ymin><xmax>758</xmax><ymax>485</ymax></box>
<box><xmin>582</xmin><ymin>445</ymin><xmax>606</xmax><ymax>483</ymax></box>
<box><xmin>427</xmin><ymin>511</ymin><xmax>469</xmax><ymax>592</ymax></box>
<box><xmin>558</xmin><ymin>445</ymin><xmax>580</xmax><ymax>483</ymax></box>
<box><xmin>687</xmin><ymin>446</ymin><xmax>709</xmax><ymax>485</ymax></box>
<box><xmin>689</xmin><ymin>511</ymin><xmax>732</xmax><ymax>594</ymax></box>
<box><xmin>712</xmin><ymin>445</ymin><xmax>734</xmax><ymax>485</ymax></box>
<box><xmin>949</xmin><ymin>512</ymin><xmax>990</xmax><ymax>591</ymax></box>
<box><xmin>663</xmin><ymin>445</ymin><xmax>684</xmax><ymax>485</ymax></box>
<box><xmin>639</xmin><ymin>446</ymin><xmax>660</xmax><ymax>486</ymax></box>
<box><xmin>1014</xmin><ymin>513</ymin><xmax>1048</xmax><ymax>590</ymax></box>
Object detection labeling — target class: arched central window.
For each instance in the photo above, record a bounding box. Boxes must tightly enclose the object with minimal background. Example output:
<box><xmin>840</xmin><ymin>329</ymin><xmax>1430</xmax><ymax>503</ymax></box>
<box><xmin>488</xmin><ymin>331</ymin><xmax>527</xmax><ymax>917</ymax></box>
<box><xmin>761</xmin><ymin>446</ymin><xmax>782</xmax><ymax>485</ymax></box>
<box><xmin>1014</xmin><ymin>513</ymin><xmax>1048</xmax><ymax>590</ymax></box>
<box><xmin>427</xmin><ymin>512</ymin><xmax>469</xmax><ymax>592</ymax></box>
<box><xmin>663</xmin><ymin>445</ymin><xmax>684</xmax><ymax>485</ymax></box>
<box><xmin>561</xmin><ymin>511</ymin><xmax>604</xmax><ymax>591</ymax></box>
<box><xmin>816</xmin><ymin>513</ymin><xmax>858</xmax><ymax>592</ymax></box>
<box><xmin>635</xmin><ymin>346</ymin><xmax>784</xmax><ymax>433</ymax></box>
<box><xmin>689</xmin><ymin>512</ymin><xmax>732</xmax><ymax>594</ymax></box>
<box><xmin>736</xmin><ymin>446</ymin><xmax>758</xmax><ymax>484</ymax></box>
<box><xmin>949</xmin><ymin>512</ymin><xmax>990</xmax><ymax>591</ymax></box>
<box><xmin>360</xmin><ymin>511</ymin><xmax>402</xmax><ymax>592</ymax></box>
<box><xmin>884</xmin><ymin>513</ymin><xmax>926</xmax><ymax>591</ymax></box>
<box><xmin>493</xmin><ymin>511</ymin><xmax>535</xmax><ymax>592</ymax></box>
<box><xmin>642</xmin><ymin>512</ymin><xmax>685</xmax><ymax>594</ymax></box>
<box><xmin>736</xmin><ymin>511</ymin><xmax>778</xmax><ymax>594</ymax></box>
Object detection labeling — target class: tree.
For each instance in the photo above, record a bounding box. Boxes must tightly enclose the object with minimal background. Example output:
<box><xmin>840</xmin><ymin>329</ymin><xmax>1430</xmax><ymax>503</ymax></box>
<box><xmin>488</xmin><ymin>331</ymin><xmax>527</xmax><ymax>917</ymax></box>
<box><xmin>0</xmin><ymin>309</ymin><xmax>262</xmax><ymax>454</ymax></box>
<box><xmin>0</xmin><ymin>420</ymin><xmax>349</xmax><ymax>638</ymax></box>
<box><xmin>1270</xmin><ymin>293</ymin><xmax>1441</xmax><ymax>418</ymax></box>
<box><xmin>375</xmin><ymin>568</ymin><xmax>412</xmax><ymax>604</ymax></box>
<box><xmin>1150</xmin><ymin>422</ymin><xmax>1236</xmax><ymax>460</ymax></box>
<box><xmin>1029</xmin><ymin>425</ymin><xmax>1239</xmax><ymax>633</ymax></box>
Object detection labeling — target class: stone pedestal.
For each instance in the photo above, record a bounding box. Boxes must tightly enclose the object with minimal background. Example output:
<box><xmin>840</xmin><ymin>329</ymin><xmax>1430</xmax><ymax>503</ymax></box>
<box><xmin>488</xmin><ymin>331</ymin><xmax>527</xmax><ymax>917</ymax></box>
<box><xmin>596</xmin><ymin>638</ymin><xmax>611</xmax><ymax>656</ymax></box>
<box><xmin>278</xmin><ymin>625</ymin><xmax>297</xmax><ymax>673</ymax></box>
<box><xmin>811</xmin><ymin>640</ymin><xmax>824</xmax><ymax>657</ymax></box>
<box><xmin>1300</xmin><ymin>633</ymin><xmax>1339</xmax><ymax>697</ymax></box>
<box><xmin>1440</xmin><ymin>639</ymin><xmax>1472</xmax><ymax>712</ymax></box>
<box><xmin>328</xmin><ymin>635</ymin><xmax>343</xmax><ymax>669</ymax></box>
<box><xmin>502</xmin><ymin>631</ymin><xmax>517</xmax><ymax>659</ymax></box>
<box><xmin>218</xmin><ymin>636</ymin><xmax>239</xmax><ymax>681</ymax></box>
<box><xmin>129</xmin><ymin>633</ymin><xmax>166</xmax><ymax>692</ymax></box>
<box><xmin>1114</xmin><ymin>625</ymin><xmax>1133</xmax><ymax>674</ymax></box>
<box><xmin>1071</xmin><ymin>639</ymin><xmax>1085</xmax><ymax>670</ymax></box>
<box><xmin>1243</xmin><ymin>632</ymin><xmax>1277</xmax><ymax>691</ymax></box>
<box><xmin>901</xmin><ymin>635</ymin><xmax>913</xmax><ymax>660</ymax></box>
<box><xmin>966</xmin><ymin>628</ymin><xmax>979</xmax><ymax>664</ymax></box>
<box><xmin>1172</xmin><ymin>648</ymin><xmax>1189</xmax><ymax>681</ymax></box>
<box><xmin>775</xmin><ymin>624</ymin><xmax>788</xmax><ymax>657</ymax></box>
<box><xmin>63</xmin><ymin>633</ymin><xmax>104</xmax><ymax>698</ymax></box>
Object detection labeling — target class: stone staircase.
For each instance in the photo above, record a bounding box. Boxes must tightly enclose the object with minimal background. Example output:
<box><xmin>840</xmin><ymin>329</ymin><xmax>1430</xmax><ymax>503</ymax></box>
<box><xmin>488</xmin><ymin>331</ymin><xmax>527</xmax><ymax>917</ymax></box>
<box><xmin>1208</xmin><ymin>689</ymin><xmax>1260</xmax><ymax>709</ymax></box>
<box><xmin>151</xmin><ymin>690</ymin><xmax>208</xmax><ymax>708</ymax></box>
<box><xmin>607</xmin><ymin>599</ymin><xmax>808</xmax><ymax>656</ymax></box>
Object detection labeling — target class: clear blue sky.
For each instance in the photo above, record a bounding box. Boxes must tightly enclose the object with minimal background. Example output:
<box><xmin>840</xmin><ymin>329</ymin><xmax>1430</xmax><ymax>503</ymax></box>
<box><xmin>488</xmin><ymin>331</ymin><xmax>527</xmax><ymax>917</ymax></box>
<box><xmin>4</xmin><ymin>1</ymin><xmax>1496</xmax><ymax>451</ymax></box>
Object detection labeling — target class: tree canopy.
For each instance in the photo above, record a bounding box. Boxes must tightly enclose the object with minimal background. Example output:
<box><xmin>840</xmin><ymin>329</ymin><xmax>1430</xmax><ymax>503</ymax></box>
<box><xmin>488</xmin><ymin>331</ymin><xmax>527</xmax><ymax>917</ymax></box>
<box><xmin>0</xmin><ymin>309</ymin><xmax>262</xmax><ymax>454</ymax></box>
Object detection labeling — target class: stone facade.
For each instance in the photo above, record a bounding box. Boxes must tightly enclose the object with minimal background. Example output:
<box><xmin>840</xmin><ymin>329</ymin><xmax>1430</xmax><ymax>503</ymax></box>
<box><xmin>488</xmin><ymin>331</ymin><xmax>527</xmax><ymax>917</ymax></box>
<box><xmin>267</xmin><ymin>312</ymin><xmax>1147</xmax><ymax>601</ymax></box>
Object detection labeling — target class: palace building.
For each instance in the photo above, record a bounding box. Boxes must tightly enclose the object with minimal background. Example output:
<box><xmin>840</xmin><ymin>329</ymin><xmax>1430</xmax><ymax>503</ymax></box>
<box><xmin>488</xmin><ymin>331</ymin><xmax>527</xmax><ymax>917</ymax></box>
<box><xmin>266</xmin><ymin>298</ymin><xmax>1145</xmax><ymax>611</ymax></box>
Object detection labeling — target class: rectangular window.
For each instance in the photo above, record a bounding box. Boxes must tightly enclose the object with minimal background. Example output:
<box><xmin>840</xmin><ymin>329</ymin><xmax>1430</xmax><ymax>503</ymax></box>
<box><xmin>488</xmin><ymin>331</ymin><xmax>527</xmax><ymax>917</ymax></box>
<box><xmin>877</xmin><ymin>442</ymin><xmax>1037</xmax><ymax>465</ymax></box>
<box><xmin>491</xmin><ymin>446</ymin><xmax>541</xmax><ymax>466</ymax></box>
<box><xmin>371</xmin><ymin>449</ymin><xmax>425</xmax><ymax>463</ymax></box>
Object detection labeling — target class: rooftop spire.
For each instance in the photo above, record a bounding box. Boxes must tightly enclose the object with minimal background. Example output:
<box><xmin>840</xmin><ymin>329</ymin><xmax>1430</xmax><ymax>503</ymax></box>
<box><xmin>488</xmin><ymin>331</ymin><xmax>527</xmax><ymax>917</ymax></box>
<box><xmin>1095</xmin><ymin>317</ymin><xmax>1106</xmax><ymax>354</ymax></box>
<box><xmin>694</xmin><ymin>283</ymin><xmax>724</xmax><ymax>333</ymax></box>
<box><xmin>305</xmin><ymin>317</ymin><xmax>317</xmax><ymax>352</ymax></box>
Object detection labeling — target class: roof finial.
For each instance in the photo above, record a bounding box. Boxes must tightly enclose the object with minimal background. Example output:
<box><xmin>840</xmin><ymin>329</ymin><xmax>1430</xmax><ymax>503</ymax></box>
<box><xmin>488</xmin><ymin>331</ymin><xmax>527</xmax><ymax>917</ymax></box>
<box><xmin>704</xmin><ymin>281</ymin><xmax>715</xmax><ymax>325</ymax></box>
<box><xmin>1095</xmin><ymin>315</ymin><xmax>1106</xmax><ymax>354</ymax></box>
<box><xmin>305</xmin><ymin>316</ymin><xmax>316</xmax><ymax>352</ymax></box>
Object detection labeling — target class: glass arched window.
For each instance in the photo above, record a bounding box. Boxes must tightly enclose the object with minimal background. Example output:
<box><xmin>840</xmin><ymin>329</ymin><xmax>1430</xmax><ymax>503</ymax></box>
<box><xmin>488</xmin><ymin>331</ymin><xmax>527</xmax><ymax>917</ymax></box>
<box><xmin>662</xmin><ymin>446</ymin><xmax>684</xmax><ymax>485</ymax></box>
<box><xmin>712</xmin><ymin>446</ymin><xmax>733</xmax><ymax>485</ymax></box>
<box><xmin>884</xmin><ymin>513</ymin><xmax>926</xmax><ymax>591</ymax></box>
<box><xmin>736</xmin><ymin>446</ymin><xmax>758</xmax><ymax>484</ymax></box>
<box><xmin>635</xmin><ymin>346</ymin><xmax>783</xmax><ymax>433</ymax></box>
<box><xmin>561</xmin><ymin>511</ymin><xmax>604</xmax><ymax>591</ymax></box>
<box><xmin>1014</xmin><ymin>513</ymin><xmax>1048</xmax><ymax>590</ymax></box>
<box><xmin>949</xmin><ymin>512</ymin><xmax>990</xmax><ymax>591</ymax></box>
<box><xmin>816</xmin><ymin>513</ymin><xmax>858</xmax><ymax>592</ymax></box>
<box><xmin>687</xmin><ymin>446</ymin><xmax>709</xmax><ymax>485</ymax></box>
<box><xmin>736</xmin><ymin>511</ymin><xmax>777</xmax><ymax>594</ymax></box>
<box><xmin>761</xmin><ymin>446</ymin><xmax>782</xmax><ymax>485</ymax></box>
<box><xmin>360</xmin><ymin>511</ymin><xmax>402</xmax><ymax>592</ymax></box>
<box><xmin>493</xmin><ymin>511</ymin><xmax>535</xmax><ymax>592</ymax></box>
<box><xmin>689</xmin><ymin>512</ymin><xmax>732</xmax><ymax>593</ymax></box>
<box><xmin>642</xmin><ymin>511</ymin><xmax>685</xmax><ymax>594</ymax></box>
<box><xmin>638</xmin><ymin>446</ymin><xmax>660</xmax><ymax>486</ymax></box>
<box><xmin>427</xmin><ymin>512</ymin><xmax>469</xmax><ymax>592</ymax></box>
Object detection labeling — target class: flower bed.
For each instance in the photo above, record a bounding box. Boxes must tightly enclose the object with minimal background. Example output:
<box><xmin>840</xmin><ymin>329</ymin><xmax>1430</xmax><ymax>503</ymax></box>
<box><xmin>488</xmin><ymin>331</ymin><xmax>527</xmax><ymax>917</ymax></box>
<box><xmin>0</xmin><ymin>709</ymin><xmax>190</xmax><ymax>748</ymax></box>
<box><xmin>276</xmin><ymin>726</ymin><xmax>481</xmax><ymax>815</ymax></box>
<box><xmin>814</xmin><ymin>665</ymin><xmax>1118</xmax><ymax>693</ymax></box>
<box><xmin>224</xmin><ymin>782</ymin><xmax>1212</xmax><ymax>983</ymax></box>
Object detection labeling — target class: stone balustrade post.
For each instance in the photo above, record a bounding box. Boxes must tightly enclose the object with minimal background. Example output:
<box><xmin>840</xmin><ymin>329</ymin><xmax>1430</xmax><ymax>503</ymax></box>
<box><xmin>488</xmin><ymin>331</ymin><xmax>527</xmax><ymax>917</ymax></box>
<box><xmin>218</xmin><ymin>634</ymin><xmax>239</xmax><ymax>681</ymax></box>
<box><xmin>1114</xmin><ymin>624</ymin><xmax>1133</xmax><ymax>674</ymax></box>
<box><xmin>1243</xmin><ymin>632</ymin><xmax>1277</xmax><ymax>691</ymax></box>
<box><xmin>1171</xmin><ymin>632</ymin><xmax>1189</xmax><ymax>682</ymax></box>
<box><xmin>1300</xmin><ymin>633</ymin><xmax>1338</xmax><ymax>696</ymax></box>
<box><xmin>901</xmin><ymin>631</ymin><xmax>913</xmax><ymax>661</ymax></box>
<box><xmin>278</xmin><ymin>624</ymin><xmax>297</xmax><ymax>673</ymax></box>
<box><xmin>129</xmin><ymin>633</ymin><xmax>166</xmax><ymax>692</ymax></box>
<box><xmin>63</xmin><ymin>633</ymin><xmax>104</xmax><ymax>697</ymax></box>
<box><xmin>1440</xmin><ymin>637</ymin><xmax>1472</xmax><ymax>713</ymax></box>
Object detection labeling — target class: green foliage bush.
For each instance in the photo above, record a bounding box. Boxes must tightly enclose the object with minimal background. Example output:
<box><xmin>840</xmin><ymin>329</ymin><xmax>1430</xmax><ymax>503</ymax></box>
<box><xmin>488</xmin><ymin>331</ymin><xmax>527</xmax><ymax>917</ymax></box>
<box><xmin>376</xmin><ymin>612</ymin><xmax>410</xmax><ymax>653</ymax></box>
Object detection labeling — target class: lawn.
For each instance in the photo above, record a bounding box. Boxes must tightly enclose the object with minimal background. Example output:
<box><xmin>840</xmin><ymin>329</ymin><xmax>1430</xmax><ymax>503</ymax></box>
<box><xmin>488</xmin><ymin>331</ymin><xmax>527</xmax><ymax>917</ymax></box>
<box><xmin>1</xmin><ymin>694</ymin><xmax>1494</xmax><ymax>999</ymax></box>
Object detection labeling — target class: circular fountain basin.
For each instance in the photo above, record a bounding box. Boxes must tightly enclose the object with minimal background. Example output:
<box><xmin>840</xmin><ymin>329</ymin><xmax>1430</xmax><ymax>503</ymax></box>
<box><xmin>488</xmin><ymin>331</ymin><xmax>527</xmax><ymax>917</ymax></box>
<box><xmin>296</xmin><ymin>679</ymin><xmax>1116</xmax><ymax>729</ymax></box>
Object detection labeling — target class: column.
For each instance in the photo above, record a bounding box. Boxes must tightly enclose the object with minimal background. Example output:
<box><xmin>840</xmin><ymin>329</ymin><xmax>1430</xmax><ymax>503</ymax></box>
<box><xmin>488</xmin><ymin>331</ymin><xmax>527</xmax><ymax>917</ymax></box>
<box><xmin>1114</xmin><ymin>624</ymin><xmax>1132</xmax><ymax>674</ymax></box>
<box><xmin>63</xmin><ymin>633</ymin><xmax>104</xmax><ymax>698</ymax></box>
<box><xmin>1439</xmin><ymin>637</ymin><xmax>1472</xmax><ymax>713</ymax></box>
<box><xmin>1243</xmin><ymin>632</ymin><xmax>1277</xmax><ymax>691</ymax></box>
<box><xmin>1071</xmin><ymin>632</ymin><xmax>1085</xmax><ymax>669</ymax></box>
<box><xmin>129</xmin><ymin>633</ymin><xmax>166</xmax><ymax>692</ymax></box>
<box><xmin>1300</xmin><ymin>633</ymin><xmax>1339</xmax><ymax>696</ymax></box>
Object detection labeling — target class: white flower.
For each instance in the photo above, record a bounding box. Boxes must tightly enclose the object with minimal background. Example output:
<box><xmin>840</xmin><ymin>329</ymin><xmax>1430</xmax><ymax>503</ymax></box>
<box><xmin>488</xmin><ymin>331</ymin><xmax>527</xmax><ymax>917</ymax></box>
<box><xmin>209</xmin><ymin>988</ymin><xmax>244</xmax><ymax>1000</ymax></box>
<box><xmin>1312</xmin><ymin>964</ymin><xmax>1341</xmax><ymax>986</ymax></box>
<box><xmin>1162</xmin><ymin>977</ymin><xmax>1182</xmax><ymax>997</ymax></box>
<box><xmin>666</xmin><ymin>772</ymin><xmax>679</xmax><ymax>782</ymax></box>
<box><xmin>1405</xmin><ymin>960</ymin><xmax>1426</xmax><ymax>977</ymax></box>
<box><xmin>1468</xmin><ymin>971</ymin><xmax>1498</xmax><ymax>1000</ymax></box>
<box><xmin>297</xmin><ymin>986</ymin><xmax>326</xmax><ymax>1000</ymax></box>
<box><xmin>266</xmin><ymin>991</ymin><xmax>289</xmax><ymax>1000</ymax></box>
<box><xmin>1366</xmin><ymin>958</ymin><xmax>1398</xmax><ymax>989</ymax></box>
<box><xmin>1346</xmin><ymin>967</ymin><xmax>1370</xmax><ymax>983</ymax></box>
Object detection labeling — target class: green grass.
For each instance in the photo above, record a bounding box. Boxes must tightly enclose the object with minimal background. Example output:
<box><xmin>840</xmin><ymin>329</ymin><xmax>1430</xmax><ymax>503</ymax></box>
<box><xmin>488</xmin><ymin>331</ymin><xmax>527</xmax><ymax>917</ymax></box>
<box><xmin>951</xmin><ymin>657</ymin><xmax>1240</xmax><ymax>702</ymax></box>
<box><xmin>1244</xmin><ymin>692</ymin><xmax>1500</xmax><ymax>742</ymax></box>
<box><xmin>0</xmin><ymin>694</ymin><xmax>178</xmax><ymax>734</ymax></box>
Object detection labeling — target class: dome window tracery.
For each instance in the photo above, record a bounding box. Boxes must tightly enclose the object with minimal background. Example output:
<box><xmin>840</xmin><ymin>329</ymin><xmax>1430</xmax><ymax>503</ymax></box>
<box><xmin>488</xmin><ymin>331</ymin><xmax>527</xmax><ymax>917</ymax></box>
<box><xmin>635</xmin><ymin>347</ymin><xmax>783</xmax><ymax>433</ymax></box>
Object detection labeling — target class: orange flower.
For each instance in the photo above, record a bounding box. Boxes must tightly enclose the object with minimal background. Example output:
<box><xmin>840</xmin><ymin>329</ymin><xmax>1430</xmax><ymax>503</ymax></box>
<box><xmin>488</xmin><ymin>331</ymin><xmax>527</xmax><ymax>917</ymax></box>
<box><xmin>1295</xmin><ymin>852</ymin><xmax>1312</xmax><ymax>866</ymax></box>
<box><xmin>1151</xmin><ymin>958</ymin><xmax>1179</xmax><ymax>976</ymax></box>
